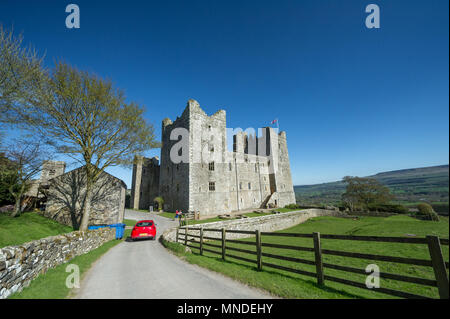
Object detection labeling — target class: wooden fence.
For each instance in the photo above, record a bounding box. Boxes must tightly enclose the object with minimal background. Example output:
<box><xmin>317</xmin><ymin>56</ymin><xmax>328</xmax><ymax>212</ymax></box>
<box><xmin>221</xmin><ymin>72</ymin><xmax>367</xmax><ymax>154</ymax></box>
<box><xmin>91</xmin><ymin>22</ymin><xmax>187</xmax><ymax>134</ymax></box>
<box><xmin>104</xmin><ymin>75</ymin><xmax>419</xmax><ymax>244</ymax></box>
<box><xmin>176</xmin><ymin>227</ymin><xmax>449</xmax><ymax>299</ymax></box>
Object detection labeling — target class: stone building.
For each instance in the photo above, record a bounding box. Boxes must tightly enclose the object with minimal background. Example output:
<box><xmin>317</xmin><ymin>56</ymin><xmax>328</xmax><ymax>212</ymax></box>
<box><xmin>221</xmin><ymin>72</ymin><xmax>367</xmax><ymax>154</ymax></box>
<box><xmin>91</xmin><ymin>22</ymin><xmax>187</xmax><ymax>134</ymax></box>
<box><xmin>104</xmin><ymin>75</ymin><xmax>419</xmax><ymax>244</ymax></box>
<box><xmin>131</xmin><ymin>99</ymin><xmax>296</xmax><ymax>217</ymax></box>
<box><xmin>24</xmin><ymin>161</ymin><xmax>67</xmax><ymax>209</ymax></box>
<box><xmin>36</xmin><ymin>163</ymin><xmax>126</xmax><ymax>228</ymax></box>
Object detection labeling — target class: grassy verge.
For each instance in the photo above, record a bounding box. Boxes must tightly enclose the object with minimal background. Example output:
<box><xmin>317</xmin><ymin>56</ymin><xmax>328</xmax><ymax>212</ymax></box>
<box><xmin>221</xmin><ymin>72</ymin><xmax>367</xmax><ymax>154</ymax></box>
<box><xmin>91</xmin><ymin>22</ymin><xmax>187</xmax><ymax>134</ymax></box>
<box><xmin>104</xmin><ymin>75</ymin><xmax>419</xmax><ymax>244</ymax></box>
<box><xmin>9</xmin><ymin>233</ymin><xmax>130</xmax><ymax>299</ymax></box>
<box><xmin>165</xmin><ymin>215</ymin><xmax>449</xmax><ymax>299</ymax></box>
<box><xmin>0</xmin><ymin>212</ymin><xmax>73</xmax><ymax>248</ymax></box>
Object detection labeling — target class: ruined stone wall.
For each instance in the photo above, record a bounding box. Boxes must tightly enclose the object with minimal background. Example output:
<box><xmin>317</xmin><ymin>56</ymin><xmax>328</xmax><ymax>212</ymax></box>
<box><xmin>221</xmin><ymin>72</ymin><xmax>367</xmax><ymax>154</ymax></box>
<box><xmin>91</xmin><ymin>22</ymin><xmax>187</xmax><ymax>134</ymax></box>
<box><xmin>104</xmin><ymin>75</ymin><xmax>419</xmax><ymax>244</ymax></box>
<box><xmin>130</xmin><ymin>156</ymin><xmax>160</xmax><ymax>210</ymax></box>
<box><xmin>0</xmin><ymin>227</ymin><xmax>115</xmax><ymax>299</ymax></box>
<box><xmin>43</xmin><ymin>168</ymin><xmax>126</xmax><ymax>228</ymax></box>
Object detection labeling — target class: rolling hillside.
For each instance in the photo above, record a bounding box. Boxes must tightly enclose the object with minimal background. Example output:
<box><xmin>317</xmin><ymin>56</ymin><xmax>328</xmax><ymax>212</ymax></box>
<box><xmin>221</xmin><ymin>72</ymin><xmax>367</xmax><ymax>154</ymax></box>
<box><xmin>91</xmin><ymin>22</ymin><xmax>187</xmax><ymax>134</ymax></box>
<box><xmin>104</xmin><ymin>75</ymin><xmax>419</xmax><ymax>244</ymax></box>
<box><xmin>294</xmin><ymin>165</ymin><xmax>449</xmax><ymax>212</ymax></box>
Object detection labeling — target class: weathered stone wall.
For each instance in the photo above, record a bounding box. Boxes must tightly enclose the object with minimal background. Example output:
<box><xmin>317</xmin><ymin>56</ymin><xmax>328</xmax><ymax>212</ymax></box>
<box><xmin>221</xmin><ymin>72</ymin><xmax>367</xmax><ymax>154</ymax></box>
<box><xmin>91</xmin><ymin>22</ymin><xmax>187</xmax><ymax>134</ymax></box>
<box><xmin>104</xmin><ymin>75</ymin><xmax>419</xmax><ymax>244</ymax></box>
<box><xmin>162</xmin><ymin>209</ymin><xmax>346</xmax><ymax>242</ymax></box>
<box><xmin>0</xmin><ymin>227</ymin><xmax>115</xmax><ymax>299</ymax></box>
<box><xmin>43</xmin><ymin>168</ymin><xmax>126</xmax><ymax>228</ymax></box>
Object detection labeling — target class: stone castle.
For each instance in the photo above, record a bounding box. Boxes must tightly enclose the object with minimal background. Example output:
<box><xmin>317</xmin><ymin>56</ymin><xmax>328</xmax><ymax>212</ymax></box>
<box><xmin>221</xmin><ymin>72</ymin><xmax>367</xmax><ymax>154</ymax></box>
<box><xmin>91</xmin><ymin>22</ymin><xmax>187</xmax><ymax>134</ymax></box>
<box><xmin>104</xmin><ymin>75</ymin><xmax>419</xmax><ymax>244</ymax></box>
<box><xmin>131</xmin><ymin>99</ymin><xmax>295</xmax><ymax>217</ymax></box>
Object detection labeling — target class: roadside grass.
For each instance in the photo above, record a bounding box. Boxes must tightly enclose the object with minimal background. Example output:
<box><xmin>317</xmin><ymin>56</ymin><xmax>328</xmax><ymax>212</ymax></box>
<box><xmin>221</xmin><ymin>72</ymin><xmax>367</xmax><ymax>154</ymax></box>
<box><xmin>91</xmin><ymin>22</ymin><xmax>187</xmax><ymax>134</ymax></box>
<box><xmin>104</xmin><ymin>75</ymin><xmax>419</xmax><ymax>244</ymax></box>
<box><xmin>157</xmin><ymin>212</ymin><xmax>176</xmax><ymax>219</ymax></box>
<box><xmin>166</xmin><ymin>215</ymin><xmax>449</xmax><ymax>299</ymax></box>
<box><xmin>9</xmin><ymin>233</ymin><xmax>129</xmax><ymax>299</ymax></box>
<box><xmin>0</xmin><ymin>212</ymin><xmax>73</xmax><ymax>248</ymax></box>
<box><xmin>123</xmin><ymin>219</ymin><xmax>138</xmax><ymax>227</ymax></box>
<box><xmin>8</xmin><ymin>219</ymin><xmax>133</xmax><ymax>299</ymax></box>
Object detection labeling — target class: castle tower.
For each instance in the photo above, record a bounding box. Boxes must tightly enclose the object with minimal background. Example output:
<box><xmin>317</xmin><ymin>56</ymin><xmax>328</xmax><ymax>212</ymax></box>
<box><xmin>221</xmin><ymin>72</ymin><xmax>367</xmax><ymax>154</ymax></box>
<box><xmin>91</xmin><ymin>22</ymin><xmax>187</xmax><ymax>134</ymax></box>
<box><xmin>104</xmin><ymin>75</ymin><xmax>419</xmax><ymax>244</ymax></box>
<box><xmin>130</xmin><ymin>99</ymin><xmax>295</xmax><ymax>217</ymax></box>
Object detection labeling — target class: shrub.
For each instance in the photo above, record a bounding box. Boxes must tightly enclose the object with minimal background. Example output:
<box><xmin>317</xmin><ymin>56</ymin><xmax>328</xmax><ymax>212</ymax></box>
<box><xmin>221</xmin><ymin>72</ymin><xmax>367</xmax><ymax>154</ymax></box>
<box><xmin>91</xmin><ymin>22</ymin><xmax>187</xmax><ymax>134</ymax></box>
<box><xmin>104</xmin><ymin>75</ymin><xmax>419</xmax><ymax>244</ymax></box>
<box><xmin>153</xmin><ymin>196</ymin><xmax>164</xmax><ymax>211</ymax></box>
<box><xmin>417</xmin><ymin>203</ymin><xmax>440</xmax><ymax>221</ymax></box>
<box><xmin>431</xmin><ymin>203</ymin><xmax>449</xmax><ymax>214</ymax></box>
<box><xmin>284</xmin><ymin>204</ymin><xmax>300</xmax><ymax>209</ymax></box>
<box><xmin>367</xmin><ymin>203</ymin><xmax>408</xmax><ymax>214</ymax></box>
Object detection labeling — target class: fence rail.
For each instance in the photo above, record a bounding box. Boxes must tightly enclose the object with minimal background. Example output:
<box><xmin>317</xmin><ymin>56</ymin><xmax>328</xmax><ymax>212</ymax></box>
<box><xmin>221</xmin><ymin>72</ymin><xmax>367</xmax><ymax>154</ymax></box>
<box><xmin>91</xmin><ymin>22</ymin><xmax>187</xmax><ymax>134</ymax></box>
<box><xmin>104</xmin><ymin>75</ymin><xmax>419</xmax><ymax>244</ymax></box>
<box><xmin>176</xmin><ymin>227</ymin><xmax>449</xmax><ymax>299</ymax></box>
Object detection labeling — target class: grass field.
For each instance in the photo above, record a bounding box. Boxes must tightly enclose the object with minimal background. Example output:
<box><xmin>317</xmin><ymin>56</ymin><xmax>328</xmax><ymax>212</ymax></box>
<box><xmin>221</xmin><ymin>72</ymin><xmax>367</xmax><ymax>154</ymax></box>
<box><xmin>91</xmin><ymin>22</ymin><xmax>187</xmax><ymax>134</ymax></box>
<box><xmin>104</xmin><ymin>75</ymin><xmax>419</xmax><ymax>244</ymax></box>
<box><xmin>0</xmin><ymin>212</ymin><xmax>73</xmax><ymax>248</ymax></box>
<box><xmin>166</xmin><ymin>215</ymin><xmax>449</xmax><ymax>299</ymax></box>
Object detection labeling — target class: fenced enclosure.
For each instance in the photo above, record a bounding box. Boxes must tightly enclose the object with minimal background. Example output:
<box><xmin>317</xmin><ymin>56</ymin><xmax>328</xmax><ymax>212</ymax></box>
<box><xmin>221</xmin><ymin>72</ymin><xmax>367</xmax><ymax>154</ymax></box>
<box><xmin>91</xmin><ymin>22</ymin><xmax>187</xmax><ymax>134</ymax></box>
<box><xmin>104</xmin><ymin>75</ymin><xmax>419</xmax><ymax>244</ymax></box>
<box><xmin>176</xmin><ymin>226</ymin><xmax>449</xmax><ymax>299</ymax></box>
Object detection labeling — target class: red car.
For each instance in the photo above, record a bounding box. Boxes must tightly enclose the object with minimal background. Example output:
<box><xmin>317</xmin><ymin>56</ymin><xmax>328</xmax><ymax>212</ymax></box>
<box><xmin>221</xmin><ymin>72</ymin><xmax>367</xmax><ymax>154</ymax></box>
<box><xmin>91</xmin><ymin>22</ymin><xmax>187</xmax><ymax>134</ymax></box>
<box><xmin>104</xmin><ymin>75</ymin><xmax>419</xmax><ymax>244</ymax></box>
<box><xmin>131</xmin><ymin>220</ymin><xmax>157</xmax><ymax>241</ymax></box>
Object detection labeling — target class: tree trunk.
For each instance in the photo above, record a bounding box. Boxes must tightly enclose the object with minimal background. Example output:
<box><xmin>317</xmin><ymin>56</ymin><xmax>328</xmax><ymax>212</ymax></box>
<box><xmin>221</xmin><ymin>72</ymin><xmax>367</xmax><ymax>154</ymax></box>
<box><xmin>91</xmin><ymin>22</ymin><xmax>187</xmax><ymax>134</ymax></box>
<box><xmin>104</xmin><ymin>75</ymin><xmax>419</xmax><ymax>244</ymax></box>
<box><xmin>79</xmin><ymin>182</ymin><xmax>93</xmax><ymax>231</ymax></box>
<box><xmin>10</xmin><ymin>186</ymin><xmax>24</xmax><ymax>218</ymax></box>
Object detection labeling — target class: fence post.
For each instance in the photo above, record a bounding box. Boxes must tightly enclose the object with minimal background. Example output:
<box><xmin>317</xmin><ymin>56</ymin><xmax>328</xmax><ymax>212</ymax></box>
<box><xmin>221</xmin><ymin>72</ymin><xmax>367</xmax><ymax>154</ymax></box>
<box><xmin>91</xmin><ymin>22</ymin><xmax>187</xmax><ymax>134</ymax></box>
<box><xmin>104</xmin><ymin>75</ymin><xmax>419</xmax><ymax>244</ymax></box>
<box><xmin>200</xmin><ymin>228</ymin><xmax>204</xmax><ymax>255</ymax></box>
<box><xmin>176</xmin><ymin>228</ymin><xmax>179</xmax><ymax>243</ymax></box>
<box><xmin>185</xmin><ymin>227</ymin><xmax>188</xmax><ymax>246</ymax></box>
<box><xmin>222</xmin><ymin>228</ymin><xmax>226</xmax><ymax>260</ymax></box>
<box><xmin>426</xmin><ymin>235</ymin><xmax>449</xmax><ymax>299</ymax></box>
<box><xmin>313</xmin><ymin>232</ymin><xmax>324</xmax><ymax>286</ymax></box>
<box><xmin>256</xmin><ymin>229</ymin><xmax>262</xmax><ymax>270</ymax></box>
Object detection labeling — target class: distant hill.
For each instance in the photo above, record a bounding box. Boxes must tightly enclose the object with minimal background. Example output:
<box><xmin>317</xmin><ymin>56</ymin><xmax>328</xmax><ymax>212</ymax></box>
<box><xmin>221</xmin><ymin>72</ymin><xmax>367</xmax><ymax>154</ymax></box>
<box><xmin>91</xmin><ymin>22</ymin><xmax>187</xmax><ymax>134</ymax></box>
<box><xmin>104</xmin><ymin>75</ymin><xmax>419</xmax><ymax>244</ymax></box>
<box><xmin>294</xmin><ymin>165</ymin><xmax>449</xmax><ymax>212</ymax></box>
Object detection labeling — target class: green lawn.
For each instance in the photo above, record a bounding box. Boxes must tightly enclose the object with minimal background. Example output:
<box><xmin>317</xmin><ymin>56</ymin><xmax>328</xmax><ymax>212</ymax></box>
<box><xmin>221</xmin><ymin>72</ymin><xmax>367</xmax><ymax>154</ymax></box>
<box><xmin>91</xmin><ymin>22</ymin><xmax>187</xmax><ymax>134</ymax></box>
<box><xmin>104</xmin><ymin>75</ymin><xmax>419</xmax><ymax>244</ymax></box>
<box><xmin>0</xmin><ymin>212</ymin><xmax>73</xmax><ymax>248</ymax></box>
<box><xmin>166</xmin><ymin>215</ymin><xmax>449</xmax><ymax>299</ymax></box>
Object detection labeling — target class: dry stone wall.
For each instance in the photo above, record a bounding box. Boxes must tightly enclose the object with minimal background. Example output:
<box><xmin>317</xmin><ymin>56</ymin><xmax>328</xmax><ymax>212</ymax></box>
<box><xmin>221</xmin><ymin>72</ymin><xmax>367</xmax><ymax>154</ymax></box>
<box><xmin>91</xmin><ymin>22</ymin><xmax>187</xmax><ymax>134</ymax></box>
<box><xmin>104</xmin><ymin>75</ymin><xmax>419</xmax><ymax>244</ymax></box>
<box><xmin>0</xmin><ymin>227</ymin><xmax>115</xmax><ymax>299</ymax></box>
<box><xmin>162</xmin><ymin>209</ymin><xmax>346</xmax><ymax>242</ymax></box>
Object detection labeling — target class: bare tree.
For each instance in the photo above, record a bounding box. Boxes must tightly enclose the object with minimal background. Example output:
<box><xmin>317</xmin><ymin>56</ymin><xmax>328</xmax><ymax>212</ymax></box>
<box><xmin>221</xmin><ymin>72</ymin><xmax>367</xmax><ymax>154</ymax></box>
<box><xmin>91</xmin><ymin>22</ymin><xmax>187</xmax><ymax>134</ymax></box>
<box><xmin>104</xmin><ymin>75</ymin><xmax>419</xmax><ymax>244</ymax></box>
<box><xmin>1</xmin><ymin>27</ymin><xmax>158</xmax><ymax>229</ymax></box>
<box><xmin>0</xmin><ymin>26</ymin><xmax>46</xmax><ymax>123</ymax></box>
<box><xmin>1</xmin><ymin>139</ymin><xmax>50</xmax><ymax>217</ymax></box>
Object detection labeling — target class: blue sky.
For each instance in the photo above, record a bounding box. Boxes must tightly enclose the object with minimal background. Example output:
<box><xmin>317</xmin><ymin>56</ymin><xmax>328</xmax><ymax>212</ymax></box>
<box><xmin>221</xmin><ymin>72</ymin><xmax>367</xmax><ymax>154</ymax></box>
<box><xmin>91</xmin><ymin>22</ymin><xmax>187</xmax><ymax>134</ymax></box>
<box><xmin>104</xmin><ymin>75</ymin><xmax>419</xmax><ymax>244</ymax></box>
<box><xmin>0</xmin><ymin>0</ymin><xmax>448</xmax><ymax>187</ymax></box>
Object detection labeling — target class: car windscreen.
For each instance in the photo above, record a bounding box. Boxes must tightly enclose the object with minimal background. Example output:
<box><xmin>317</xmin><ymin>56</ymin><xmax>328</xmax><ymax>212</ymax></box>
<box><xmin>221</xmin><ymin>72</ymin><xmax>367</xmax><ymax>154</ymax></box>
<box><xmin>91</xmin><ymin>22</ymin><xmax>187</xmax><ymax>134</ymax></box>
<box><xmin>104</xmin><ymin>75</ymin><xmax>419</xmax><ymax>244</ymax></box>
<box><xmin>136</xmin><ymin>222</ymin><xmax>153</xmax><ymax>227</ymax></box>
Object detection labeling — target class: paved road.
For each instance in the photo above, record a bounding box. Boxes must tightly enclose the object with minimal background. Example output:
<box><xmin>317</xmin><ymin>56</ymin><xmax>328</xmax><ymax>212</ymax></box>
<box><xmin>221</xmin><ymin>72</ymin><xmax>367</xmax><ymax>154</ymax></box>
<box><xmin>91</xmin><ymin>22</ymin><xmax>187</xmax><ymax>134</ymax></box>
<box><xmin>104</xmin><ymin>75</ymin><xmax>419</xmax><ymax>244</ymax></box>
<box><xmin>74</xmin><ymin>210</ymin><xmax>272</xmax><ymax>299</ymax></box>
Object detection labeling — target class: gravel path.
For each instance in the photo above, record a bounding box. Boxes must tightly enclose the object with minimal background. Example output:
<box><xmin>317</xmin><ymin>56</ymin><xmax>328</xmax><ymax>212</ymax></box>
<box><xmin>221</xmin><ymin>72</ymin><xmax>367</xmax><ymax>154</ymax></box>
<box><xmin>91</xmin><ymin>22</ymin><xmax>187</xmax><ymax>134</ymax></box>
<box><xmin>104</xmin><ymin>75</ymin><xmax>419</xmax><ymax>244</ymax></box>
<box><xmin>73</xmin><ymin>209</ymin><xmax>272</xmax><ymax>299</ymax></box>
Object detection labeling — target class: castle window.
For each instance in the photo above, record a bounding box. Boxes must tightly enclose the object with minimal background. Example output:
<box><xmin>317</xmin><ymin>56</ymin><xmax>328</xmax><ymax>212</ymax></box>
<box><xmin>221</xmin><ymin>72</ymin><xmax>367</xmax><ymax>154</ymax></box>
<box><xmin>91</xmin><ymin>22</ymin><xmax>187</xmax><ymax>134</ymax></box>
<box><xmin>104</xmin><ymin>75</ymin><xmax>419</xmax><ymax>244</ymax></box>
<box><xmin>255</xmin><ymin>164</ymin><xmax>257</xmax><ymax>172</ymax></box>
<box><xmin>229</xmin><ymin>163</ymin><xmax>232</xmax><ymax>171</ymax></box>
<box><xmin>209</xmin><ymin>162</ymin><xmax>215</xmax><ymax>171</ymax></box>
<box><xmin>209</xmin><ymin>182</ymin><xmax>215</xmax><ymax>191</ymax></box>
<box><xmin>264</xmin><ymin>176</ymin><xmax>266</xmax><ymax>181</ymax></box>
<box><xmin>239</xmin><ymin>182</ymin><xmax>242</xmax><ymax>190</ymax></box>
<box><xmin>264</xmin><ymin>185</ymin><xmax>268</xmax><ymax>191</ymax></box>
<box><xmin>199</xmin><ymin>186</ymin><xmax>202</xmax><ymax>192</ymax></box>
<box><xmin>244</xmin><ymin>156</ymin><xmax>248</xmax><ymax>163</ymax></box>
<box><xmin>177</xmin><ymin>164</ymin><xmax>179</xmax><ymax>170</ymax></box>
<box><xmin>248</xmin><ymin>182</ymin><xmax>251</xmax><ymax>190</ymax></box>
<box><xmin>208</xmin><ymin>125</ymin><xmax>211</xmax><ymax>131</ymax></box>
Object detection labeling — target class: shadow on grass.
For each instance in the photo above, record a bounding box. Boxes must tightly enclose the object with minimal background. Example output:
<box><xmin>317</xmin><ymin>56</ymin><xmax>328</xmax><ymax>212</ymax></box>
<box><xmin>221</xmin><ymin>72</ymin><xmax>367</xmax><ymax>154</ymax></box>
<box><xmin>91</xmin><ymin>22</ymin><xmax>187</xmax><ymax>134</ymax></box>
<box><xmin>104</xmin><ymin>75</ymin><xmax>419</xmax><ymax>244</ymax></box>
<box><xmin>161</xmin><ymin>238</ymin><xmax>367</xmax><ymax>299</ymax></box>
